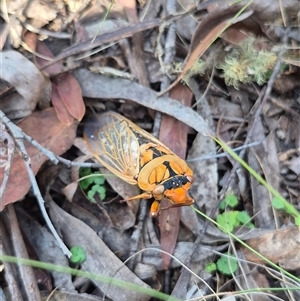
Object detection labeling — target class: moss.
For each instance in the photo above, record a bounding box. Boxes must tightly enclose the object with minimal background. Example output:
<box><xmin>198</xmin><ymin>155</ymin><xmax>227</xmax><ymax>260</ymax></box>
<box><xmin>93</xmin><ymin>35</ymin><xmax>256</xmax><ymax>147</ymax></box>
<box><xmin>219</xmin><ymin>37</ymin><xmax>279</xmax><ymax>89</ymax></box>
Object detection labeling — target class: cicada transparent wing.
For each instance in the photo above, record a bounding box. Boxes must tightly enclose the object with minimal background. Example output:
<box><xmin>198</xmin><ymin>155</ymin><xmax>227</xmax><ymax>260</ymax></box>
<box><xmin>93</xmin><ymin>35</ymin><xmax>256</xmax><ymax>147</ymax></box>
<box><xmin>84</xmin><ymin>112</ymin><xmax>140</xmax><ymax>184</ymax></box>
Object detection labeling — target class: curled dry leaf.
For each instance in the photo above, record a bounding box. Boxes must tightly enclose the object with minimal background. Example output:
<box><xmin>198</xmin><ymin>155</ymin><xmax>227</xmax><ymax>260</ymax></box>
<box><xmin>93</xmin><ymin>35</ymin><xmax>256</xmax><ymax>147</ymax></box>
<box><xmin>0</xmin><ymin>108</ymin><xmax>77</xmax><ymax>210</ymax></box>
<box><xmin>23</xmin><ymin>0</ymin><xmax>57</xmax><ymax>28</ymax></box>
<box><xmin>35</xmin><ymin>41</ymin><xmax>86</xmax><ymax>125</ymax></box>
<box><xmin>0</xmin><ymin>50</ymin><xmax>51</xmax><ymax>119</ymax></box>
<box><xmin>52</xmin><ymin>72</ymin><xmax>86</xmax><ymax>125</ymax></box>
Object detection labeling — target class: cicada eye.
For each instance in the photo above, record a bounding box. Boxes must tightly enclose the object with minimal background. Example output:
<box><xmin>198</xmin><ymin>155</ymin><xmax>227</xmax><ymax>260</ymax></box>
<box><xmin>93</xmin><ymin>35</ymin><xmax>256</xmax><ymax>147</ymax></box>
<box><xmin>152</xmin><ymin>184</ymin><xmax>165</xmax><ymax>200</ymax></box>
<box><xmin>187</xmin><ymin>175</ymin><xmax>194</xmax><ymax>184</ymax></box>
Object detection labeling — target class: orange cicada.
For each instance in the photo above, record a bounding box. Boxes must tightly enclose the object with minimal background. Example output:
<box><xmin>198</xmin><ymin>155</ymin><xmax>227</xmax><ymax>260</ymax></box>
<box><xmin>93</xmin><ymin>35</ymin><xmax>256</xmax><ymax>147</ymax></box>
<box><xmin>84</xmin><ymin>112</ymin><xmax>194</xmax><ymax>217</ymax></box>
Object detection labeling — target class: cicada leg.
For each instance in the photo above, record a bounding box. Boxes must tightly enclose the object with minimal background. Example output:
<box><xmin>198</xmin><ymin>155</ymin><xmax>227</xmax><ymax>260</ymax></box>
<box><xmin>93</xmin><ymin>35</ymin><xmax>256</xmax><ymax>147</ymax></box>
<box><xmin>125</xmin><ymin>193</ymin><xmax>161</xmax><ymax>217</ymax></box>
<box><xmin>126</xmin><ymin>192</ymin><xmax>153</xmax><ymax>201</ymax></box>
<box><xmin>149</xmin><ymin>200</ymin><xmax>161</xmax><ymax>217</ymax></box>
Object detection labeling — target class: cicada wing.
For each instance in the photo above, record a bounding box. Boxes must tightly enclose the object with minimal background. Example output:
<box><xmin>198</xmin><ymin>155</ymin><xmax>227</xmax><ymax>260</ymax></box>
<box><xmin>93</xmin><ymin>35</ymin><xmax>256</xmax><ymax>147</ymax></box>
<box><xmin>84</xmin><ymin>112</ymin><xmax>140</xmax><ymax>185</ymax></box>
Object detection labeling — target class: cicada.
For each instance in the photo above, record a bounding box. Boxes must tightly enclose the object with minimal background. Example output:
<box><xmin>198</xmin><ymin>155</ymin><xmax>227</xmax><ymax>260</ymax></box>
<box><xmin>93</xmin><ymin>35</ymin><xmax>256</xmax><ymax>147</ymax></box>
<box><xmin>84</xmin><ymin>112</ymin><xmax>194</xmax><ymax>217</ymax></box>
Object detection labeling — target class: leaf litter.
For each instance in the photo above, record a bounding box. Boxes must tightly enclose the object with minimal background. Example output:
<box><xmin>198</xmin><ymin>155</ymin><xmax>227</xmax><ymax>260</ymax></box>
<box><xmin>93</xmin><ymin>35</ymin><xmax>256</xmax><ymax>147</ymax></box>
<box><xmin>0</xmin><ymin>1</ymin><xmax>300</xmax><ymax>301</ymax></box>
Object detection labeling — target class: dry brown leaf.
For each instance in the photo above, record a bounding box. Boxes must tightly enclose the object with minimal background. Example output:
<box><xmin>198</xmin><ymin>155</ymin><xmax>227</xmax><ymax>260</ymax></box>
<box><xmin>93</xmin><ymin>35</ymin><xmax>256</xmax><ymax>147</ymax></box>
<box><xmin>235</xmin><ymin>251</ymin><xmax>273</xmax><ymax>301</ymax></box>
<box><xmin>158</xmin><ymin>83</ymin><xmax>193</xmax><ymax>269</ymax></box>
<box><xmin>35</xmin><ymin>40</ymin><xmax>64</xmax><ymax>75</ymax></box>
<box><xmin>53</xmin><ymin>74</ymin><xmax>85</xmax><ymax>121</ymax></box>
<box><xmin>51</xmin><ymin>82</ymin><xmax>75</xmax><ymax>126</ymax></box>
<box><xmin>248</xmin><ymin>120</ymin><xmax>279</xmax><ymax>228</ymax></box>
<box><xmin>47</xmin><ymin>199</ymin><xmax>151</xmax><ymax>301</ymax></box>
<box><xmin>35</xmin><ymin>41</ymin><xmax>86</xmax><ymax>124</ymax></box>
<box><xmin>242</xmin><ymin>227</ymin><xmax>300</xmax><ymax>270</ymax></box>
<box><xmin>16</xmin><ymin>205</ymin><xmax>75</xmax><ymax>292</ymax></box>
<box><xmin>0</xmin><ymin>50</ymin><xmax>50</xmax><ymax>119</ymax></box>
<box><xmin>73</xmin><ymin>69</ymin><xmax>210</xmax><ymax>135</ymax></box>
<box><xmin>0</xmin><ymin>108</ymin><xmax>77</xmax><ymax>209</ymax></box>
<box><xmin>187</xmin><ymin>85</ymin><xmax>219</xmax><ymax>217</ymax></box>
<box><xmin>23</xmin><ymin>0</ymin><xmax>57</xmax><ymax>28</ymax></box>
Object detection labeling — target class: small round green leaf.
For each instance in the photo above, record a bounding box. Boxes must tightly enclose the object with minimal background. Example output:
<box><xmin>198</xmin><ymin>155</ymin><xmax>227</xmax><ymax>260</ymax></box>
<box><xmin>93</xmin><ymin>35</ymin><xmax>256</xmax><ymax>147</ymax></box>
<box><xmin>94</xmin><ymin>175</ymin><xmax>105</xmax><ymax>185</ymax></box>
<box><xmin>70</xmin><ymin>246</ymin><xmax>86</xmax><ymax>264</ymax></box>
<box><xmin>237</xmin><ymin>211</ymin><xmax>251</xmax><ymax>224</ymax></box>
<box><xmin>216</xmin><ymin>253</ymin><xmax>238</xmax><ymax>275</ymax></box>
<box><xmin>205</xmin><ymin>262</ymin><xmax>217</xmax><ymax>273</ymax></box>
<box><xmin>217</xmin><ymin>214</ymin><xmax>234</xmax><ymax>233</ymax></box>
<box><xmin>87</xmin><ymin>190</ymin><xmax>96</xmax><ymax>203</ymax></box>
<box><xmin>223</xmin><ymin>194</ymin><xmax>239</xmax><ymax>208</ymax></box>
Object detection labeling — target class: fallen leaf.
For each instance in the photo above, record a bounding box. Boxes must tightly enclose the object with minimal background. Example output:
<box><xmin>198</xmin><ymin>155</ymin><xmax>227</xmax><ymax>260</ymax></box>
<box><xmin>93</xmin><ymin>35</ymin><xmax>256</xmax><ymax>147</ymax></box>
<box><xmin>0</xmin><ymin>50</ymin><xmax>50</xmax><ymax>119</ymax></box>
<box><xmin>73</xmin><ymin>69</ymin><xmax>210</xmax><ymax>135</ymax></box>
<box><xmin>35</xmin><ymin>41</ymin><xmax>86</xmax><ymax>124</ymax></box>
<box><xmin>0</xmin><ymin>108</ymin><xmax>77</xmax><ymax>210</ymax></box>
<box><xmin>47</xmin><ymin>199</ymin><xmax>151</xmax><ymax>301</ymax></box>
<box><xmin>242</xmin><ymin>227</ymin><xmax>300</xmax><ymax>270</ymax></box>
<box><xmin>16</xmin><ymin>205</ymin><xmax>76</xmax><ymax>292</ymax></box>
<box><xmin>51</xmin><ymin>82</ymin><xmax>75</xmax><ymax>126</ymax></box>
<box><xmin>158</xmin><ymin>83</ymin><xmax>193</xmax><ymax>269</ymax></box>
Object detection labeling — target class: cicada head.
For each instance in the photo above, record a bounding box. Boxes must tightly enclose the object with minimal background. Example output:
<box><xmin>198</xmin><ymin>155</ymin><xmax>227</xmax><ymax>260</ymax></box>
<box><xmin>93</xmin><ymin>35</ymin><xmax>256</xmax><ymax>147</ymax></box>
<box><xmin>149</xmin><ymin>175</ymin><xmax>194</xmax><ymax>217</ymax></box>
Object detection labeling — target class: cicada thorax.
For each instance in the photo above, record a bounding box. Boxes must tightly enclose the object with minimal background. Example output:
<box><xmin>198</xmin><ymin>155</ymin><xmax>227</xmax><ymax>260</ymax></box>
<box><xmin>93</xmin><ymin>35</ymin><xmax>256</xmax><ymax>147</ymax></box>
<box><xmin>84</xmin><ymin>112</ymin><xmax>194</xmax><ymax>217</ymax></box>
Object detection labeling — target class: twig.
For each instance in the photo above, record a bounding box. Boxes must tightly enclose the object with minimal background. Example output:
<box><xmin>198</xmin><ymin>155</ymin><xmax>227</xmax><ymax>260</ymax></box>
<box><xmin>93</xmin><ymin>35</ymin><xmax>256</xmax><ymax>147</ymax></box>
<box><xmin>187</xmin><ymin>139</ymin><xmax>265</xmax><ymax>162</ymax></box>
<box><xmin>0</xmin><ymin>111</ymin><xmax>101</xmax><ymax>168</ymax></box>
<box><xmin>0</xmin><ymin>111</ymin><xmax>72</xmax><ymax>258</ymax></box>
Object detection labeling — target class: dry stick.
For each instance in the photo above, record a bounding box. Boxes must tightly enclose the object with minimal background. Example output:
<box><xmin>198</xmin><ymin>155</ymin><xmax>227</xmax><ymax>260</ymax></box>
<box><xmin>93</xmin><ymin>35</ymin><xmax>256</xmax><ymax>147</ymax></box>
<box><xmin>0</xmin><ymin>112</ymin><xmax>100</xmax><ymax>169</ymax></box>
<box><xmin>0</xmin><ymin>124</ymin><xmax>15</xmax><ymax>202</ymax></box>
<box><xmin>187</xmin><ymin>140</ymin><xmax>264</xmax><ymax>162</ymax></box>
<box><xmin>0</xmin><ymin>111</ymin><xmax>72</xmax><ymax>258</ymax></box>
<box><xmin>219</xmin><ymin>28</ymin><xmax>289</xmax><ymax>200</ymax></box>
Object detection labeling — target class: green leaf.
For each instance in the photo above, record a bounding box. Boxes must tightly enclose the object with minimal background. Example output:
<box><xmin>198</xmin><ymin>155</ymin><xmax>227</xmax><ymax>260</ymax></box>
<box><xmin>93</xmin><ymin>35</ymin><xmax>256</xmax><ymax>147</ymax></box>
<box><xmin>236</xmin><ymin>211</ymin><xmax>251</xmax><ymax>224</ymax></box>
<box><xmin>94</xmin><ymin>175</ymin><xmax>105</xmax><ymax>185</ymax></box>
<box><xmin>91</xmin><ymin>185</ymin><xmax>106</xmax><ymax>200</ymax></box>
<box><xmin>79</xmin><ymin>167</ymin><xmax>91</xmax><ymax>177</ymax></box>
<box><xmin>70</xmin><ymin>246</ymin><xmax>86</xmax><ymax>264</ymax></box>
<box><xmin>217</xmin><ymin>214</ymin><xmax>234</xmax><ymax>233</ymax></box>
<box><xmin>99</xmin><ymin>187</ymin><xmax>106</xmax><ymax>200</ymax></box>
<box><xmin>80</xmin><ymin>177</ymin><xmax>94</xmax><ymax>190</ymax></box>
<box><xmin>223</xmin><ymin>194</ymin><xmax>239</xmax><ymax>208</ymax></box>
<box><xmin>216</xmin><ymin>253</ymin><xmax>238</xmax><ymax>275</ymax></box>
<box><xmin>87</xmin><ymin>190</ymin><xmax>96</xmax><ymax>203</ymax></box>
<box><xmin>205</xmin><ymin>262</ymin><xmax>217</xmax><ymax>273</ymax></box>
<box><xmin>272</xmin><ymin>197</ymin><xmax>285</xmax><ymax>209</ymax></box>
<box><xmin>79</xmin><ymin>168</ymin><xmax>96</xmax><ymax>190</ymax></box>
<box><xmin>219</xmin><ymin>200</ymin><xmax>226</xmax><ymax>211</ymax></box>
